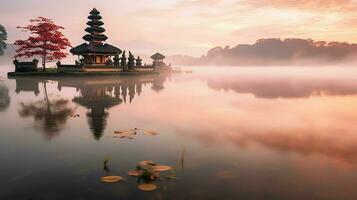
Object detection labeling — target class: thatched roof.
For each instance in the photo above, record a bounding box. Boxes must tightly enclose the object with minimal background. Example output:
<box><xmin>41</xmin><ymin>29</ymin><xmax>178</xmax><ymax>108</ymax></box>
<box><xmin>83</xmin><ymin>34</ymin><xmax>108</xmax><ymax>42</ymax></box>
<box><xmin>151</xmin><ymin>52</ymin><xmax>166</xmax><ymax>60</ymax></box>
<box><xmin>90</xmin><ymin>8</ymin><xmax>100</xmax><ymax>15</ymax></box>
<box><xmin>70</xmin><ymin>43</ymin><xmax>122</xmax><ymax>55</ymax></box>
<box><xmin>88</xmin><ymin>15</ymin><xmax>102</xmax><ymax>20</ymax></box>
<box><xmin>85</xmin><ymin>27</ymin><xmax>105</xmax><ymax>34</ymax></box>
<box><xmin>86</xmin><ymin>21</ymin><xmax>104</xmax><ymax>26</ymax></box>
<box><xmin>71</xmin><ymin>8</ymin><xmax>122</xmax><ymax>55</ymax></box>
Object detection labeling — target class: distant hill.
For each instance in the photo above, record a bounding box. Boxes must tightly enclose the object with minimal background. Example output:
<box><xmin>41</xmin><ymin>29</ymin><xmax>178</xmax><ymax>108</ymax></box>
<box><xmin>3</xmin><ymin>39</ymin><xmax>357</xmax><ymax>67</ymax></box>
<box><xmin>166</xmin><ymin>38</ymin><xmax>357</xmax><ymax>66</ymax></box>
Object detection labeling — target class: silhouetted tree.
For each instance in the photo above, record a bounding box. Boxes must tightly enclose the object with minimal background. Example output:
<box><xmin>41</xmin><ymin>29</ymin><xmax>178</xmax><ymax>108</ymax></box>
<box><xmin>113</xmin><ymin>53</ymin><xmax>120</xmax><ymax>66</ymax></box>
<box><xmin>120</xmin><ymin>50</ymin><xmax>127</xmax><ymax>70</ymax></box>
<box><xmin>0</xmin><ymin>24</ymin><xmax>7</xmax><ymax>56</ymax></box>
<box><xmin>127</xmin><ymin>51</ymin><xmax>135</xmax><ymax>71</ymax></box>
<box><xmin>136</xmin><ymin>56</ymin><xmax>142</xmax><ymax>67</ymax></box>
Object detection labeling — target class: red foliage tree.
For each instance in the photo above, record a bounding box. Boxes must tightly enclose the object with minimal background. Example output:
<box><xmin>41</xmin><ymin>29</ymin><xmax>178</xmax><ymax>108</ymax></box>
<box><xmin>14</xmin><ymin>17</ymin><xmax>71</xmax><ymax>70</ymax></box>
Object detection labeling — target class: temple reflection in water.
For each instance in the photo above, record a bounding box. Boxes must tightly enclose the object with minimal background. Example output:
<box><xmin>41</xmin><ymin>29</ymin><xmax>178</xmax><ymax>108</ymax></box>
<box><xmin>13</xmin><ymin>75</ymin><xmax>168</xmax><ymax>140</ymax></box>
<box><xmin>15</xmin><ymin>78</ymin><xmax>41</xmax><ymax>96</ymax></box>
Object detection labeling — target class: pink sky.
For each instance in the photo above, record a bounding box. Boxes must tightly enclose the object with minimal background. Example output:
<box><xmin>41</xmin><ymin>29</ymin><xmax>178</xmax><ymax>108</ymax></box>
<box><xmin>2</xmin><ymin>0</ymin><xmax>357</xmax><ymax>56</ymax></box>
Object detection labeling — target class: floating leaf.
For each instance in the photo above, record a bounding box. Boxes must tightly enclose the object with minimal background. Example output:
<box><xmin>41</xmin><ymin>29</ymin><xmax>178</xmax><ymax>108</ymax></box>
<box><xmin>138</xmin><ymin>183</ymin><xmax>158</xmax><ymax>191</ymax></box>
<box><xmin>164</xmin><ymin>174</ymin><xmax>177</xmax><ymax>179</ymax></box>
<box><xmin>152</xmin><ymin>165</ymin><xmax>172</xmax><ymax>172</ymax></box>
<box><xmin>101</xmin><ymin>176</ymin><xmax>124</xmax><ymax>183</ymax></box>
<box><xmin>128</xmin><ymin>170</ymin><xmax>144</xmax><ymax>177</ymax></box>
<box><xmin>144</xmin><ymin>129</ymin><xmax>158</xmax><ymax>135</ymax></box>
<box><xmin>112</xmin><ymin>133</ymin><xmax>135</xmax><ymax>139</ymax></box>
<box><xmin>139</xmin><ymin>160</ymin><xmax>156</xmax><ymax>167</ymax></box>
<box><xmin>114</xmin><ymin>129</ymin><xmax>136</xmax><ymax>135</ymax></box>
<box><xmin>122</xmin><ymin>135</ymin><xmax>135</xmax><ymax>139</ymax></box>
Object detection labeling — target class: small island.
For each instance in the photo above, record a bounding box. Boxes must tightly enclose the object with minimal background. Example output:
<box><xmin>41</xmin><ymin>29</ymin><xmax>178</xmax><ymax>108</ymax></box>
<box><xmin>8</xmin><ymin>8</ymin><xmax>175</xmax><ymax>77</ymax></box>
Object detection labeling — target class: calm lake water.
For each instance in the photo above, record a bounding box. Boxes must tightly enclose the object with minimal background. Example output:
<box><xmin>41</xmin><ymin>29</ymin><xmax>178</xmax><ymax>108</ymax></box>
<box><xmin>1</xmin><ymin>66</ymin><xmax>357</xmax><ymax>199</ymax></box>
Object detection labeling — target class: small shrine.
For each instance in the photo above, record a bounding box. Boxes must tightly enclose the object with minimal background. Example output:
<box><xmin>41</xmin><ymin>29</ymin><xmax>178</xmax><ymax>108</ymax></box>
<box><xmin>151</xmin><ymin>52</ymin><xmax>166</xmax><ymax>67</ymax></box>
<box><xmin>70</xmin><ymin>8</ymin><xmax>122</xmax><ymax>68</ymax></box>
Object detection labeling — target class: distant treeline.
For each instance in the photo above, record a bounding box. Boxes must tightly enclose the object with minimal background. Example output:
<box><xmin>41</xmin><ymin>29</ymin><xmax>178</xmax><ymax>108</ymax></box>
<box><xmin>168</xmin><ymin>38</ymin><xmax>357</xmax><ymax>66</ymax></box>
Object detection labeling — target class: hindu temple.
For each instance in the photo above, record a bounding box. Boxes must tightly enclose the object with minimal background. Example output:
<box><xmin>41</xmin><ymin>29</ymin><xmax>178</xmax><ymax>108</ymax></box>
<box><xmin>70</xmin><ymin>8</ymin><xmax>122</xmax><ymax>70</ymax></box>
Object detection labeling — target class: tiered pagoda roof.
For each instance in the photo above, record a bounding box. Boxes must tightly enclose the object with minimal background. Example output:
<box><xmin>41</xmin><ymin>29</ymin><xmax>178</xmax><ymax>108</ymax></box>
<box><xmin>71</xmin><ymin>43</ymin><xmax>121</xmax><ymax>55</ymax></box>
<box><xmin>70</xmin><ymin>8</ymin><xmax>121</xmax><ymax>55</ymax></box>
<box><xmin>151</xmin><ymin>52</ymin><xmax>166</xmax><ymax>60</ymax></box>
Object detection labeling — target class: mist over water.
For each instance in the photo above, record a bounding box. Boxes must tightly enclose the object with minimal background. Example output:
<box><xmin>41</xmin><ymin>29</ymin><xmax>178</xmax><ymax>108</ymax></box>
<box><xmin>168</xmin><ymin>38</ymin><xmax>357</xmax><ymax>66</ymax></box>
<box><xmin>3</xmin><ymin>0</ymin><xmax>357</xmax><ymax>198</ymax></box>
<box><xmin>1</xmin><ymin>66</ymin><xmax>357</xmax><ymax>199</ymax></box>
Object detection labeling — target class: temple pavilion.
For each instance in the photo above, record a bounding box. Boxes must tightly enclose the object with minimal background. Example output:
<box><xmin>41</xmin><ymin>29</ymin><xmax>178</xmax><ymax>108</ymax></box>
<box><xmin>151</xmin><ymin>52</ymin><xmax>166</xmax><ymax>66</ymax></box>
<box><xmin>70</xmin><ymin>8</ymin><xmax>122</xmax><ymax>68</ymax></box>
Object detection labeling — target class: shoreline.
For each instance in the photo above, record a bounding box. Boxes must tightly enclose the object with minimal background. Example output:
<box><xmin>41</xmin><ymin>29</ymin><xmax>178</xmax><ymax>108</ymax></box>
<box><xmin>7</xmin><ymin>70</ymin><xmax>159</xmax><ymax>77</ymax></box>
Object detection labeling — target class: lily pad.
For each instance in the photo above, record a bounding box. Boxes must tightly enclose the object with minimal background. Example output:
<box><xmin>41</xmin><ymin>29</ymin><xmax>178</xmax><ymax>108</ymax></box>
<box><xmin>111</xmin><ymin>136</ymin><xmax>134</xmax><ymax>139</ymax></box>
<box><xmin>121</xmin><ymin>135</ymin><xmax>135</xmax><ymax>139</ymax></box>
<box><xmin>138</xmin><ymin>183</ymin><xmax>158</xmax><ymax>191</ymax></box>
<box><xmin>144</xmin><ymin>129</ymin><xmax>158</xmax><ymax>135</ymax></box>
<box><xmin>112</xmin><ymin>132</ymin><xmax>135</xmax><ymax>139</ymax></box>
<box><xmin>114</xmin><ymin>129</ymin><xmax>136</xmax><ymax>135</ymax></box>
<box><xmin>128</xmin><ymin>170</ymin><xmax>144</xmax><ymax>177</ymax></box>
<box><xmin>152</xmin><ymin>165</ymin><xmax>172</xmax><ymax>172</ymax></box>
<box><xmin>139</xmin><ymin>160</ymin><xmax>156</xmax><ymax>166</ymax></box>
<box><xmin>101</xmin><ymin>176</ymin><xmax>124</xmax><ymax>183</ymax></box>
<box><xmin>164</xmin><ymin>174</ymin><xmax>177</xmax><ymax>179</ymax></box>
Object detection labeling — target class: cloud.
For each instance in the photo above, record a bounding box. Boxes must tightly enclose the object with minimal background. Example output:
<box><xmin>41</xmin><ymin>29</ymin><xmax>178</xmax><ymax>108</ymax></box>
<box><xmin>232</xmin><ymin>25</ymin><xmax>305</xmax><ymax>40</ymax></box>
<box><xmin>3</xmin><ymin>0</ymin><xmax>357</xmax><ymax>56</ymax></box>
<box><xmin>244</xmin><ymin>0</ymin><xmax>357</xmax><ymax>12</ymax></box>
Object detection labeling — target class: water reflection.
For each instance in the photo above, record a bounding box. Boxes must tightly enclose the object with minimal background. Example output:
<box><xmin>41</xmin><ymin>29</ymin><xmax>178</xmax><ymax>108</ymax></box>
<box><xmin>72</xmin><ymin>85</ymin><xmax>121</xmax><ymax>140</ymax></box>
<box><xmin>151</xmin><ymin>76</ymin><xmax>166</xmax><ymax>92</ymax></box>
<box><xmin>207</xmin><ymin>76</ymin><xmax>357</xmax><ymax>98</ymax></box>
<box><xmin>15</xmin><ymin>78</ymin><xmax>40</xmax><ymax>96</ymax></box>
<box><xmin>15</xmin><ymin>78</ymin><xmax>75</xmax><ymax>139</ymax></box>
<box><xmin>5</xmin><ymin>68</ymin><xmax>357</xmax><ymax>199</ymax></box>
<box><xmin>230</xmin><ymin>130</ymin><xmax>357</xmax><ymax>164</ymax></box>
<box><xmin>161</xmin><ymin>92</ymin><xmax>357</xmax><ymax>165</ymax></box>
<box><xmin>19</xmin><ymin>97</ymin><xmax>75</xmax><ymax>139</ymax></box>
<box><xmin>58</xmin><ymin>76</ymin><xmax>167</xmax><ymax>140</ymax></box>
<box><xmin>13</xmin><ymin>75</ymin><xmax>169</xmax><ymax>140</ymax></box>
<box><xmin>0</xmin><ymin>82</ymin><xmax>10</xmax><ymax>111</ymax></box>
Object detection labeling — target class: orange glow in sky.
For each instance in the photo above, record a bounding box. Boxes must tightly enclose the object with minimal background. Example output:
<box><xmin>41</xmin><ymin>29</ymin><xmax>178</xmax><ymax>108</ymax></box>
<box><xmin>2</xmin><ymin>0</ymin><xmax>357</xmax><ymax>56</ymax></box>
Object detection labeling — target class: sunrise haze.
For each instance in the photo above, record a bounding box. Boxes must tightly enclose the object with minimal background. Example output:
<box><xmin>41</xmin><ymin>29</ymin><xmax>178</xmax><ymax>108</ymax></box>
<box><xmin>2</xmin><ymin>0</ymin><xmax>357</xmax><ymax>56</ymax></box>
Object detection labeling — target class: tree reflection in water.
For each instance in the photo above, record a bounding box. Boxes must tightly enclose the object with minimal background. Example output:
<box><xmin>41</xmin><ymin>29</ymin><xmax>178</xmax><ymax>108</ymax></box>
<box><xmin>0</xmin><ymin>82</ymin><xmax>10</xmax><ymax>111</ymax></box>
<box><xmin>13</xmin><ymin>74</ymin><xmax>169</xmax><ymax>141</ymax></box>
<box><xmin>19</xmin><ymin>82</ymin><xmax>75</xmax><ymax>139</ymax></box>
